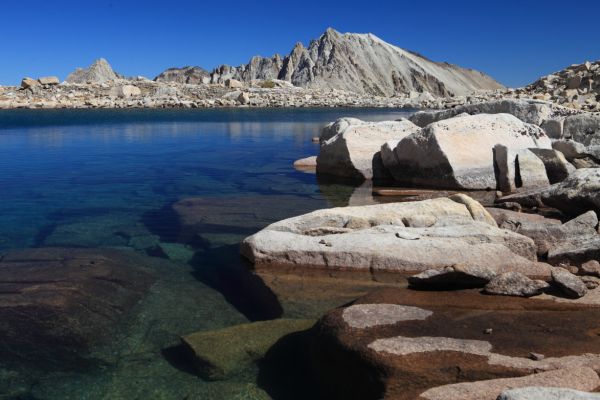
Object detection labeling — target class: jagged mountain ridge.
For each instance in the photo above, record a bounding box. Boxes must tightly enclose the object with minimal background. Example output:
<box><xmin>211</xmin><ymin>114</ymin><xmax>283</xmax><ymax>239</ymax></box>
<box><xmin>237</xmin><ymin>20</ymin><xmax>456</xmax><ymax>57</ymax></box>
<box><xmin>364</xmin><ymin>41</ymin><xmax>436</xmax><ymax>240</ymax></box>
<box><xmin>208</xmin><ymin>28</ymin><xmax>504</xmax><ymax>96</ymax></box>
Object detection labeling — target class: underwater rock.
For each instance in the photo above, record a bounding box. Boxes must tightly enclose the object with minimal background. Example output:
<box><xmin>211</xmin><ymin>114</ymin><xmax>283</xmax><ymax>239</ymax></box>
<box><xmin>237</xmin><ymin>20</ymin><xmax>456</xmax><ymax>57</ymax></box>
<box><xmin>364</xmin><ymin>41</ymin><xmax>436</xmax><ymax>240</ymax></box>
<box><xmin>0</xmin><ymin>247</ymin><xmax>155</xmax><ymax>369</ymax></box>
<box><xmin>172</xmin><ymin>195</ymin><xmax>324</xmax><ymax>246</ymax></box>
<box><xmin>181</xmin><ymin>318</ymin><xmax>315</xmax><ymax>380</ymax></box>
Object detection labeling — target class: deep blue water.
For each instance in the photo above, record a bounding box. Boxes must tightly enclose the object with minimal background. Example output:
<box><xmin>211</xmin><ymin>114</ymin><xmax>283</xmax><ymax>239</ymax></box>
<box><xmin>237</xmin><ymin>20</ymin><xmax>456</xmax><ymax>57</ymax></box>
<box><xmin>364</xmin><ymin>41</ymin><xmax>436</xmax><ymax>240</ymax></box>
<box><xmin>0</xmin><ymin>108</ymin><xmax>413</xmax><ymax>399</ymax></box>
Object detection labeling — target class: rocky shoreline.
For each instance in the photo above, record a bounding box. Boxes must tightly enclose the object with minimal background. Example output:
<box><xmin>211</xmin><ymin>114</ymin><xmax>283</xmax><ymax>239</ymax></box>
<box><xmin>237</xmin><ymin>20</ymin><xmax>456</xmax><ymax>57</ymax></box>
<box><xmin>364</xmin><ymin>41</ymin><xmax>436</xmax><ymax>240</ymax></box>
<box><xmin>233</xmin><ymin>95</ymin><xmax>600</xmax><ymax>398</ymax></box>
<box><xmin>1</xmin><ymin>55</ymin><xmax>597</xmax><ymax>112</ymax></box>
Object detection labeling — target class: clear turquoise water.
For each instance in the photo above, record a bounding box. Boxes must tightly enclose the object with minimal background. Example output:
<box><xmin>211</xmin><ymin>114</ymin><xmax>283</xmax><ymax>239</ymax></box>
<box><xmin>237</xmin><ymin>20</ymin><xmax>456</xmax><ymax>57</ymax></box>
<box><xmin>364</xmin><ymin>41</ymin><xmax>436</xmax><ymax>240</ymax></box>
<box><xmin>0</xmin><ymin>108</ymin><xmax>414</xmax><ymax>399</ymax></box>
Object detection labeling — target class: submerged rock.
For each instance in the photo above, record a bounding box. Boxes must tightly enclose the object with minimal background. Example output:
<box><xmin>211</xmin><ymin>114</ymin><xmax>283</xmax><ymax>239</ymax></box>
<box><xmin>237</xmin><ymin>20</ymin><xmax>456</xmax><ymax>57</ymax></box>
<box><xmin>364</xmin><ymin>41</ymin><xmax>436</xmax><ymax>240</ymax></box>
<box><xmin>0</xmin><ymin>248</ymin><xmax>154</xmax><ymax>369</ymax></box>
<box><xmin>172</xmin><ymin>195</ymin><xmax>324</xmax><ymax>246</ymax></box>
<box><xmin>316</xmin><ymin>118</ymin><xmax>420</xmax><ymax>180</ymax></box>
<box><xmin>181</xmin><ymin>319</ymin><xmax>314</xmax><ymax>380</ymax></box>
<box><xmin>389</xmin><ymin>113</ymin><xmax>551</xmax><ymax>190</ymax></box>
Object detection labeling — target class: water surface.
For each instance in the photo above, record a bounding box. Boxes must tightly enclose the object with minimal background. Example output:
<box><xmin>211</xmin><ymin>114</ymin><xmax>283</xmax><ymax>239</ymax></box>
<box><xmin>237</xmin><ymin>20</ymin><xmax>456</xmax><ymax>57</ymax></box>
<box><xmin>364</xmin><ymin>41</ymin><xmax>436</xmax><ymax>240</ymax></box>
<box><xmin>0</xmin><ymin>108</ymin><xmax>414</xmax><ymax>399</ymax></box>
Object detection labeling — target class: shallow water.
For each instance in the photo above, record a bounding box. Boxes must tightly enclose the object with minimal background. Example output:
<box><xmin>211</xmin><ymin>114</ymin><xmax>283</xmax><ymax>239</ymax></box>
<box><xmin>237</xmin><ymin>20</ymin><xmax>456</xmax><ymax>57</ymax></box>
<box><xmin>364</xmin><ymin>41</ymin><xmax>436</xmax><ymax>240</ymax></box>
<box><xmin>0</xmin><ymin>108</ymin><xmax>414</xmax><ymax>399</ymax></box>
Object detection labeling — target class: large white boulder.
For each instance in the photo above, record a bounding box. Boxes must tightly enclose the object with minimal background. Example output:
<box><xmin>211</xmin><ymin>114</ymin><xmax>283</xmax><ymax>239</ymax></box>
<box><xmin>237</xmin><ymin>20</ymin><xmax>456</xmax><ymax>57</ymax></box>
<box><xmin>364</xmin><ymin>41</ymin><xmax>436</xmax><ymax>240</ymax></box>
<box><xmin>388</xmin><ymin>113</ymin><xmax>552</xmax><ymax>190</ymax></box>
<box><xmin>240</xmin><ymin>196</ymin><xmax>550</xmax><ymax>277</ymax></box>
<box><xmin>316</xmin><ymin>118</ymin><xmax>420</xmax><ymax>180</ymax></box>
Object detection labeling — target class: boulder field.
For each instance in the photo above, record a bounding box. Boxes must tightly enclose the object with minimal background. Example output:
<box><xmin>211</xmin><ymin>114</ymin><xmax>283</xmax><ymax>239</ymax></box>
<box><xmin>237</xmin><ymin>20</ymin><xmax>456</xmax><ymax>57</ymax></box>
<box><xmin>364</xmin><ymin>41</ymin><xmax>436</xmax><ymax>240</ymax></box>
<box><xmin>268</xmin><ymin>102</ymin><xmax>600</xmax><ymax>399</ymax></box>
<box><xmin>304</xmin><ymin>99</ymin><xmax>600</xmax><ymax>195</ymax></box>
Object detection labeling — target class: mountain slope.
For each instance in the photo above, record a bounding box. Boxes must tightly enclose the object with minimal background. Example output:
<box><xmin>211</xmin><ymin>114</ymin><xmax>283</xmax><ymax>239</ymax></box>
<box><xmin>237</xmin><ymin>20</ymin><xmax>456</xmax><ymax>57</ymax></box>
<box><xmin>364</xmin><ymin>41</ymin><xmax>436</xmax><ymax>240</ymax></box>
<box><xmin>210</xmin><ymin>28</ymin><xmax>504</xmax><ymax>97</ymax></box>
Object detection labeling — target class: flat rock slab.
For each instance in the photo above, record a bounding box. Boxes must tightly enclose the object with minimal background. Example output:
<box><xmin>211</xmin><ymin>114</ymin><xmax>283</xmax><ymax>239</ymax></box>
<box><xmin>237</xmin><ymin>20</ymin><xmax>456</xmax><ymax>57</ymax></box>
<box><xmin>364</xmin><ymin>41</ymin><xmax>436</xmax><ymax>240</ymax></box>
<box><xmin>343</xmin><ymin>304</ymin><xmax>432</xmax><ymax>329</ymax></box>
<box><xmin>242</xmin><ymin>196</ymin><xmax>550</xmax><ymax>277</ymax></box>
<box><xmin>181</xmin><ymin>318</ymin><xmax>314</xmax><ymax>380</ymax></box>
<box><xmin>310</xmin><ymin>287</ymin><xmax>600</xmax><ymax>400</ymax></box>
<box><xmin>498</xmin><ymin>387</ymin><xmax>600</xmax><ymax>400</ymax></box>
<box><xmin>0</xmin><ymin>248</ymin><xmax>155</xmax><ymax>369</ymax></box>
<box><xmin>419</xmin><ymin>367</ymin><xmax>600</xmax><ymax>400</ymax></box>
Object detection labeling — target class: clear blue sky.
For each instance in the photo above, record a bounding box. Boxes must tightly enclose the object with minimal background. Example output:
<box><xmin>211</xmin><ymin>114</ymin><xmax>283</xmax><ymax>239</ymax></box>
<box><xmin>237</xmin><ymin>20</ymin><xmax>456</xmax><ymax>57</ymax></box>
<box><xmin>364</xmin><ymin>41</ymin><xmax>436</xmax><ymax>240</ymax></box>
<box><xmin>1</xmin><ymin>0</ymin><xmax>598</xmax><ymax>87</ymax></box>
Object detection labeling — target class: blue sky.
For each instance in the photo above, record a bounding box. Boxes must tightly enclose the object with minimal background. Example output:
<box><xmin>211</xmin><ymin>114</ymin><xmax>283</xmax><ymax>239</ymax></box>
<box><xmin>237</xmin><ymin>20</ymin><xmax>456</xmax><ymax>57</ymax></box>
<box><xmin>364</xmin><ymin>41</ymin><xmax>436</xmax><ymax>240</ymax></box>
<box><xmin>1</xmin><ymin>0</ymin><xmax>598</xmax><ymax>87</ymax></box>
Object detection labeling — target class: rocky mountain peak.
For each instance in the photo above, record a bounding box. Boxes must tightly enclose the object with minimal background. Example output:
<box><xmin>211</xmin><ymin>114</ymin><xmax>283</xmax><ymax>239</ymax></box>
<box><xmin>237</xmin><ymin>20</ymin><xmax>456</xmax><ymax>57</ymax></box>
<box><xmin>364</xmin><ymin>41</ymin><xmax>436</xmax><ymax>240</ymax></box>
<box><xmin>209</xmin><ymin>28</ymin><xmax>504</xmax><ymax>97</ymax></box>
<box><xmin>66</xmin><ymin>58</ymin><xmax>120</xmax><ymax>84</ymax></box>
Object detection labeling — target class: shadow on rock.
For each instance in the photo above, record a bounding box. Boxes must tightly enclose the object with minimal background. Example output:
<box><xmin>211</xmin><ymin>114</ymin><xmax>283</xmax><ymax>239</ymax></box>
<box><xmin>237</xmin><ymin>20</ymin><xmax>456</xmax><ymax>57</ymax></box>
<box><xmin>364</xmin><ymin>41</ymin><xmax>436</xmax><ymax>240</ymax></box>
<box><xmin>141</xmin><ymin>203</ymin><xmax>182</xmax><ymax>243</ymax></box>
<box><xmin>189</xmin><ymin>245</ymin><xmax>283</xmax><ymax>321</ymax></box>
<box><xmin>257</xmin><ymin>328</ymin><xmax>327</xmax><ymax>400</ymax></box>
<box><xmin>161</xmin><ymin>344</ymin><xmax>198</xmax><ymax>376</ymax></box>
